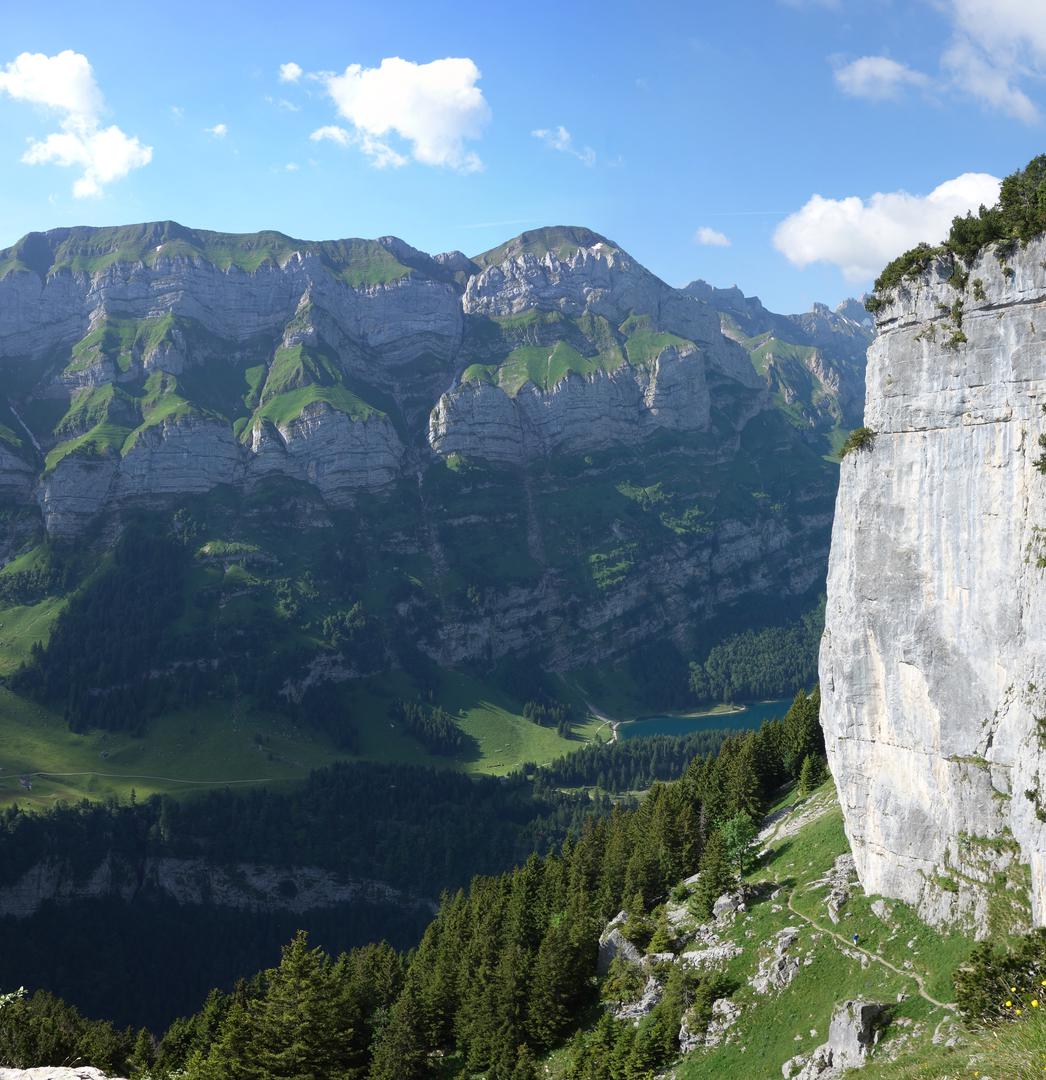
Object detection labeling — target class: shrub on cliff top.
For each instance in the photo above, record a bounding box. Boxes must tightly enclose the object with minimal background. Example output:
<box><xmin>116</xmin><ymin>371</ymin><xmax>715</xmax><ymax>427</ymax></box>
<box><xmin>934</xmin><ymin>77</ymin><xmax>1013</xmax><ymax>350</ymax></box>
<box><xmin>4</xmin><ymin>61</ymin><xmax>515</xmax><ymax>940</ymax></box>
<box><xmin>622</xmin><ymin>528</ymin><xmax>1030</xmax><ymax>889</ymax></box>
<box><xmin>867</xmin><ymin>154</ymin><xmax>1046</xmax><ymax>314</ymax></box>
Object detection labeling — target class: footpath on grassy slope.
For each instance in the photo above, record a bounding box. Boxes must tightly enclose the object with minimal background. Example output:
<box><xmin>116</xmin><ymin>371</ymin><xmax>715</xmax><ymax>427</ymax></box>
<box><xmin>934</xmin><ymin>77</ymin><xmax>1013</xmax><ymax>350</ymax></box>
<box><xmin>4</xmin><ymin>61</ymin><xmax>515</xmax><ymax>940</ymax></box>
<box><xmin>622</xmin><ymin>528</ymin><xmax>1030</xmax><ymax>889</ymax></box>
<box><xmin>783</xmin><ymin>884</ymin><xmax>957</xmax><ymax>1012</ymax></box>
<box><xmin>28</xmin><ymin>769</ymin><xmax>286</xmax><ymax>786</ymax></box>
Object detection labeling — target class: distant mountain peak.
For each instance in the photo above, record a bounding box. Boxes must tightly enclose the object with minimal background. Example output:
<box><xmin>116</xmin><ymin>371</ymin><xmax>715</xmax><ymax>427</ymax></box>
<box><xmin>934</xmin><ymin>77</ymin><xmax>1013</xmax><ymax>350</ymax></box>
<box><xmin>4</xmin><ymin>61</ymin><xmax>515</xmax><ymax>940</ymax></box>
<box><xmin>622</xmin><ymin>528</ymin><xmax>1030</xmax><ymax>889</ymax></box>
<box><xmin>472</xmin><ymin>225</ymin><xmax>618</xmax><ymax>268</ymax></box>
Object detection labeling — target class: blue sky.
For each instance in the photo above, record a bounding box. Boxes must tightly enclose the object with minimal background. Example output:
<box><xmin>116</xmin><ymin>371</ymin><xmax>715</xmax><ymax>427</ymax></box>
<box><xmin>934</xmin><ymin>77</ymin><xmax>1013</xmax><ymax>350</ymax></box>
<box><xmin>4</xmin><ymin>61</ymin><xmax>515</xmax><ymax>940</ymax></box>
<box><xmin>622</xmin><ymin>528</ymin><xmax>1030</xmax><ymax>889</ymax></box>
<box><xmin>0</xmin><ymin>0</ymin><xmax>1044</xmax><ymax>312</ymax></box>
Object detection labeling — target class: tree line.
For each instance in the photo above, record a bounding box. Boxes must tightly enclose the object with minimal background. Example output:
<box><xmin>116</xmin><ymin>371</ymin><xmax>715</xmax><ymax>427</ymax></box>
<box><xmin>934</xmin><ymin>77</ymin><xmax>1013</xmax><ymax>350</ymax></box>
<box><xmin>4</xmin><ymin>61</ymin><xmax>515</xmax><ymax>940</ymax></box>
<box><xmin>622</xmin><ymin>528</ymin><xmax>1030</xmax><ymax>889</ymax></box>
<box><xmin>531</xmin><ymin>728</ymin><xmax>739</xmax><ymax>793</ymax></box>
<box><xmin>0</xmin><ymin>691</ymin><xmax>827</xmax><ymax>1077</ymax></box>
<box><xmin>688</xmin><ymin>599</ymin><xmax>824</xmax><ymax>705</ymax></box>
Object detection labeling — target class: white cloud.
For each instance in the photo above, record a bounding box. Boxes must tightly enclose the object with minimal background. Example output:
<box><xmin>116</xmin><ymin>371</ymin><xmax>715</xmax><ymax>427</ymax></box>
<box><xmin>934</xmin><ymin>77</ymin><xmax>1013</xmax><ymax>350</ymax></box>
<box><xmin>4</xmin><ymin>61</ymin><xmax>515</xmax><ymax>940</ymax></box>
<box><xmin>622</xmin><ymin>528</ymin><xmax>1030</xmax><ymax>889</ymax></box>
<box><xmin>266</xmin><ymin>95</ymin><xmax>300</xmax><ymax>113</ymax></box>
<box><xmin>941</xmin><ymin>39</ymin><xmax>1038</xmax><ymax>122</ymax></box>
<box><xmin>284</xmin><ymin>162</ymin><xmax>299</xmax><ymax>172</ymax></box>
<box><xmin>0</xmin><ymin>50</ymin><xmax>151</xmax><ymax>197</ymax></box>
<box><xmin>0</xmin><ymin>49</ymin><xmax>102</xmax><ymax>119</ymax></box>
<box><xmin>205</xmin><ymin>122</ymin><xmax>228</xmax><ymax>138</ymax></box>
<box><xmin>310</xmin><ymin>124</ymin><xmax>351</xmax><ymax>146</ymax></box>
<box><xmin>941</xmin><ymin>2</ymin><xmax>1046</xmax><ymax>121</ymax></box>
<box><xmin>949</xmin><ymin>1</ymin><xmax>1046</xmax><ymax>63</ymax></box>
<box><xmin>827</xmin><ymin>4</ymin><xmax>1046</xmax><ymax>122</ymax></box>
<box><xmin>694</xmin><ymin>226</ymin><xmax>731</xmax><ymax>247</ymax></box>
<box><xmin>531</xmin><ymin>125</ymin><xmax>596</xmax><ymax>166</ymax></box>
<box><xmin>834</xmin><ymin>56</ymin><xmax>931</xmax><ymax>101</ymax></box>
<box><xmin>773</xmin><ymin>172</ymin><xmax>1002</xmax><ymax>282</ymax></box>
<box><xmin>23</xmin><ymin>125</ymin><xmax>152</xmax><ymax>198</ymax></box>
<box><xmin>320</xmin><ymin>56</ymin><xmax>490</xmax><ymax>171</ymax></box>
<box><xmin>279</xmin><ymin>61</ymin><xmax>303</xmax><ymax>84</ymax></box>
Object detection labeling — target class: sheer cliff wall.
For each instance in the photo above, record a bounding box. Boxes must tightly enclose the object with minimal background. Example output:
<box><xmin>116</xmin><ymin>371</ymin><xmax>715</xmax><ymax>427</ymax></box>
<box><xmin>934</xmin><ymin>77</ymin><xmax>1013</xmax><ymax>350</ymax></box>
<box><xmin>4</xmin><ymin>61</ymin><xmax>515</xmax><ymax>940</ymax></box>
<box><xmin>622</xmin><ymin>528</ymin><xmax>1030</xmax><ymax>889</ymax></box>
<box><xmin>821</xmin><ymin>238</ymin><xmax>1046</xmax><ymax>932</ymax></box>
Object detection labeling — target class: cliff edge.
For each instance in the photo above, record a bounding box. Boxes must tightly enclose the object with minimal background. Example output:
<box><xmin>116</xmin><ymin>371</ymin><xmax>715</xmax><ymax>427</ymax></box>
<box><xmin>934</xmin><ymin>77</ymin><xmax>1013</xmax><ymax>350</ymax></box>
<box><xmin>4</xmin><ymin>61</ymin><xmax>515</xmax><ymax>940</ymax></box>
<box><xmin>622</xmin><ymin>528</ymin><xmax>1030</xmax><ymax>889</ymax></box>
<box><xmin>821</xmin><ymin>234</ymin><xmax>1046</xmax><ymax>932</ymax></box>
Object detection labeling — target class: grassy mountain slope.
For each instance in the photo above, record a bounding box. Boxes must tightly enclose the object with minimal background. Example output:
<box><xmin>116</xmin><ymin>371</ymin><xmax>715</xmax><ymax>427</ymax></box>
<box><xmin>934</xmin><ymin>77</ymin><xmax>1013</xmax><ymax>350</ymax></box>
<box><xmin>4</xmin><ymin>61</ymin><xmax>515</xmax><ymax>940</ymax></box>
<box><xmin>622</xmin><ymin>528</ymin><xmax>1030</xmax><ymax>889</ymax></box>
<box><xmin>548</xmin><ymin>783</ymin><xmax>1027</xmax><ymax>1078</ymax></box>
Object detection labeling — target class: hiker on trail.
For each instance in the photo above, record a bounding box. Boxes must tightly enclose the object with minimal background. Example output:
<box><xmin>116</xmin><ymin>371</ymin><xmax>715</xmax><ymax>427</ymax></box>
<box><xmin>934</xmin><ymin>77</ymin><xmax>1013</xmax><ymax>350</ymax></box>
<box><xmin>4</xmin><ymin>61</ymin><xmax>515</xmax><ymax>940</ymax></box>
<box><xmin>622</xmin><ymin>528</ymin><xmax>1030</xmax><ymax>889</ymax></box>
<box><xmin>852</xmin><ymin>933</ymin><xmax>859</xmax><ymax>946</ymax></box>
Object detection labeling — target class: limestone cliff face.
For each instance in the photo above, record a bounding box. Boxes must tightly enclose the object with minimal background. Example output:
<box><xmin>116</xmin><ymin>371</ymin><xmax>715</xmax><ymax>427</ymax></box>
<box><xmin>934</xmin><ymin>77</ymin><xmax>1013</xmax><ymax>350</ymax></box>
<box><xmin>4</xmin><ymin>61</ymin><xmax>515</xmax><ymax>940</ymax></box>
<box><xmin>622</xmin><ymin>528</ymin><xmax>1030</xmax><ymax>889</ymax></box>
<box><xmin>821</xmin><ymin>237</ymin><xmax>1046</xmax><ymax>931</ymax></box>
<box><xmin>429</xmin><ymin>345</ymin><xmax>716</xmax><ymax>462</ymax></box>
<box><xmin>430</xmin><ymin>241</ymin><xmax>762</xmax><ymax>462</ymax></box>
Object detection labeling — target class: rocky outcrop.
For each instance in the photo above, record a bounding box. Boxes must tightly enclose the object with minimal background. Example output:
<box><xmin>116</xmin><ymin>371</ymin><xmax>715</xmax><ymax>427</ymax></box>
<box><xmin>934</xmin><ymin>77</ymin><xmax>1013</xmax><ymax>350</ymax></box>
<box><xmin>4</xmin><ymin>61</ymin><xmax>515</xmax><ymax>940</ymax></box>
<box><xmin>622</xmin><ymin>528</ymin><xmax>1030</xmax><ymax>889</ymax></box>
<box><xmin>782</xmin><ymin>1000</ymin><xmax>887</xmax><ymax>1078</ymax></box>
<box><xmin>751</xmin><ymin>926</ymin><xmax>802</xmax><ymax>994</ymax></box>
<box><xmin>684</xmin><ymin>996</ymin><xmax>741</xmax><ymax>1050</ymax></box>
<box><xmin>597</xmin><ymin>911</ymin><xmax>643</xmax><ymax>975</ymax></box>
<box><xmin>821</xmin><ymin>235</ymin><xmax>1046</xmax><ymax>929</ymax></box>
<box><xmin>0</xmin><ymin>855</ymin><xmax>433</xmax><ymax>920</ymax></box>
<box><xmin>428</xmin><ymin>344</ymin><xmax>713</xmax><ymax>462</ymax></box>
<box><xmin>246</xmin><ymin>405</ymin><xmax>404</xmax><ymax>504</ymax></box>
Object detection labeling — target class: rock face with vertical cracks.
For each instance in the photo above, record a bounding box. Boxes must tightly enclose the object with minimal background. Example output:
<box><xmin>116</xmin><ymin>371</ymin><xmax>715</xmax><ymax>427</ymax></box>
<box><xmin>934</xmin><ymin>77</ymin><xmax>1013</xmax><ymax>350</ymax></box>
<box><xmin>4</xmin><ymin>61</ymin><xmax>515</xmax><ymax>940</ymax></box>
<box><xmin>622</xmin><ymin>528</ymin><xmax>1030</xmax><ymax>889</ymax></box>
<box><xmin>821</xmin><ymin>236</ymin><xmax>1046</xmax><ymax>931</ymax></box>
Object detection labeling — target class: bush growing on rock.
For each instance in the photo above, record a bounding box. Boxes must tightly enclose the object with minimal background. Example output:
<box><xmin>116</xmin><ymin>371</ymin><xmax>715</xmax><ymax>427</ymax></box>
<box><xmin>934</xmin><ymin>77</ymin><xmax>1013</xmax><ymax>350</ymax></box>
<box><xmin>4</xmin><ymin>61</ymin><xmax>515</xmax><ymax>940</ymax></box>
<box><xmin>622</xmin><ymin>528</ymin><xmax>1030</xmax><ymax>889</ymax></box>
<box><xmin>840</xmin><ymin>427</ymin><xmax>876</xmax><ymax>458</ymax></box>
<box><xmin>867</xmin><ymin>154</ymin><xmax>1046</xmax><ymax>313</ymax></box>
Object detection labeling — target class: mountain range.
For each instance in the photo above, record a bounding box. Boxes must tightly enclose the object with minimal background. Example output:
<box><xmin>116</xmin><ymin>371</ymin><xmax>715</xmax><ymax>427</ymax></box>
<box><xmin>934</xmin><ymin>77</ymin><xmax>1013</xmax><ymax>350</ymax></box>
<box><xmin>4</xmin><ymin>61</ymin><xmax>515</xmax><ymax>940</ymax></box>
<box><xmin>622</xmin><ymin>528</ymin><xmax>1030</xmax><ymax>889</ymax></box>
<box><xmin>0</xmin><ymin>222</ymin><xmax>869</xmax><ymax>779</ymax></box>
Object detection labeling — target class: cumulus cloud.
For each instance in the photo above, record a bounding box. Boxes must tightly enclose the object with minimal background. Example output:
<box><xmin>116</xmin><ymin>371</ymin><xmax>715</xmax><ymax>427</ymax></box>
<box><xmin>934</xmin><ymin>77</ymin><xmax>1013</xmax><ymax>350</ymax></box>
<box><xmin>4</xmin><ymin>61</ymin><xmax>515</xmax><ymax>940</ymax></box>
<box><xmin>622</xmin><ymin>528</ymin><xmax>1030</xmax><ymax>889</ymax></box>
<box><xmin>531</xmin><ymin>125</ymin><xmax>596</xmax><ymax>166</ymax></box>
<box><xmin>278</xmin><ymin>61</ymin><xmax>303</xmax><ymax>83</ymax></box>
<box><xmin>834</xmin><ymin>56</ymin><xmax>931</xmax><ymax>101</ymax></box>
<box><xmin>0</xmin><ymin>50</ymin><xmax>151</xmax><ymax>197</ymax></box>
<box><xmin>318</xmin><ymin>56</ymin><xmax>490</xmax><ymax>171</ymax></box>
<box><xmin>694</xmin><ymin>226</ymin><xmax>731</xmax><ymax>247</ymax></box>
<box><xmin>773</xmin><ymin>172</ymin><xmax>1002</xmax><ymax>282</ymax></box>
<box><xmin>205</xmin><ymin>122</ymin><xmax>228</xmax><ymax>138</ymax></box>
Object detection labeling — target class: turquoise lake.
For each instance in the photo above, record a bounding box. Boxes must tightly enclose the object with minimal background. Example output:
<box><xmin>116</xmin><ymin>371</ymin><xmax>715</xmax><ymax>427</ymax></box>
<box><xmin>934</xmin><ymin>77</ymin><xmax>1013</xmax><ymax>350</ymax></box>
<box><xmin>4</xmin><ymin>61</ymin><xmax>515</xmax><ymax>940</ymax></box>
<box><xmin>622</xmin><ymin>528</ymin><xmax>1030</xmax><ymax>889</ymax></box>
<box><xmin>617</xmin><ymin>698</ymin><xmax>794</xmax><ymax>741</ymax></box>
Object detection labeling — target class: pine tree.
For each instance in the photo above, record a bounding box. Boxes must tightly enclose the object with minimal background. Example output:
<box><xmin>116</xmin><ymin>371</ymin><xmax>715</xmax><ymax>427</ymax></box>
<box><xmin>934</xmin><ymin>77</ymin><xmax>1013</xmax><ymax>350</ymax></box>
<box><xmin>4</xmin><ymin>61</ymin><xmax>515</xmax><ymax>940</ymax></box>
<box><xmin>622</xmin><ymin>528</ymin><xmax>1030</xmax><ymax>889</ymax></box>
<box><xmin>510</xmin><ymin>1042</ymin><xmax>539</xmax><ymax>1080</ymax></box>
<box><xmin>783</xmin><ymin>688</ymin><xmax>824</xmax><ymax>773</ymax></box>
<box><xmin>128</xmin><ymin>1027</ymin><xmax>154</xmax><ymax>1078</ymax></box>
<box><xmin>190</xmin><ymin>991</ymin><xmax>260</xmax><ymax>1080</ymax></box>
<box><xmin>799</xmin><ymin>753</ymin><xmax>828</xmax><ymax>794</ymax></box>
<box><xmin>251</xmin><ymin>931</ymin><xmax>352</xmax><ymax>1079</ymax></box>
<box><xmin>727</xmin><ymin>735</ymin><xmax>763</xmax><ymax>820</ymax></box>
<box><xmin>368</xmin><ymin>976</ymin><xmax>430</xmax><ymax>1080</ymax></box>
<box><xmin>526</xmin><ymin>920</ymin><xmax>584</xmax><ymax>1050</ymax></box>
<box><xmin>688</xmin><ymin>830</ymin><xmax>734</xmax><ymax>919</ymax></box>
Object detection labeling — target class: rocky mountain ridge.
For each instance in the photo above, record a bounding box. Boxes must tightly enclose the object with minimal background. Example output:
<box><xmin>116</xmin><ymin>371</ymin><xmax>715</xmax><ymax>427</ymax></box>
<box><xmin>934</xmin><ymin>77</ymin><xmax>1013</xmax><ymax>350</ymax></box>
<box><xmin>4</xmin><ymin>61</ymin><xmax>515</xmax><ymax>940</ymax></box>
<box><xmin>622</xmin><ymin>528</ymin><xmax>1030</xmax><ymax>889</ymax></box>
<box><xmin>821</xmin><ymin>234</ymin><xmax>1046</xmax><ymax>931</ymax></box>
<box><xmin>0</xmin><ymin>222</ymin><xmax>857</xmax><ymax>737</ymax></box>
<box><xmin>0</xmin><ymin>222</ymin><xmax>863</xmax><ymax>536</ymax></box>
<box><xmin>686</xmin><ymin>279</ymin><xmax>872</xmax><ymax>438</ymax></box>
